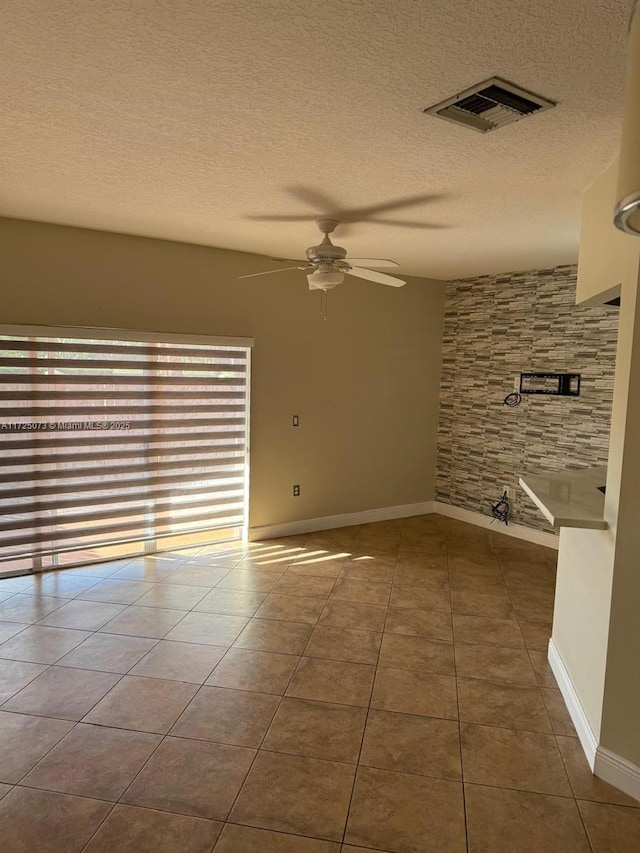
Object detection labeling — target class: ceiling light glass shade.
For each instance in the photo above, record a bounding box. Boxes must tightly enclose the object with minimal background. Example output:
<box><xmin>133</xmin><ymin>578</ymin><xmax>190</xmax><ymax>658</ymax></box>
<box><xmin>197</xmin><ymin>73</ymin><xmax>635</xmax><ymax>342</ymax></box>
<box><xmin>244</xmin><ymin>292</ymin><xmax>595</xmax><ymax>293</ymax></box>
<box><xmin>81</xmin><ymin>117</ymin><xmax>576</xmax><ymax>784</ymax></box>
<box><xmin>306</xmin><ymin>268</ymin><xmax>345</xmax><ymax>290</ymax></box>
<box><xmin>615</xmin><ymin>1</ymin><xmax>640</xmax><ymax>235</ymax></box>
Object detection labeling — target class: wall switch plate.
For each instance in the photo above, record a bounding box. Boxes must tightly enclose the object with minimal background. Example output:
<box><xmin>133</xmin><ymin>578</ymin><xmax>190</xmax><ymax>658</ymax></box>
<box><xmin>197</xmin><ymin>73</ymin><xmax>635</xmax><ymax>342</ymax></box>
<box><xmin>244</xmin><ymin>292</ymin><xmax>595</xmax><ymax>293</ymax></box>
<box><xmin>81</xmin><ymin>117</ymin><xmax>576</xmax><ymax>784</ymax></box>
<box><xmin>293</xmin><ymin>484</ymin><xmax>300</xmax><ymax>496</ymax></box>
<box><xmin>292</xmin><ymin>415</ymin><xmax>299</xmax><ymax>427</ymax></box>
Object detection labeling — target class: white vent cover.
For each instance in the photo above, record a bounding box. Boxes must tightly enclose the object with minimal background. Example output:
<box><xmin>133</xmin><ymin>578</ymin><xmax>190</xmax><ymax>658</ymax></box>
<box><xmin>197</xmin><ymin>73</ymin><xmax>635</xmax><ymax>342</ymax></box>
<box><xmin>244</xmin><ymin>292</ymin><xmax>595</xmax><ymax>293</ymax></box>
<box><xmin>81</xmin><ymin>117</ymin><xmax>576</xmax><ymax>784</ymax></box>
<box><xmin>424</xmin><ymin>77</ymin><xmax>556</xmax><ymax>133</ymax></box>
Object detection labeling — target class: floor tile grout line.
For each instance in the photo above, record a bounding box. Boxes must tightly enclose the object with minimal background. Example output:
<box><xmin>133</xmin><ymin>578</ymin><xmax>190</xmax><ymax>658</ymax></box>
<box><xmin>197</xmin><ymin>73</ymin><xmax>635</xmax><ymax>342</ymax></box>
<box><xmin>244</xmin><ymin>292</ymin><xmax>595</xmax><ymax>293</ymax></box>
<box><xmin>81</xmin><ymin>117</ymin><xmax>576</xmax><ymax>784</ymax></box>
<box><xmin>2</xmin><ymin>556</ymin><xmax>249</xmax><ymax>734</ymax></box>
<box><xmin>1</xmin><ymin>614</ymin><xmax>552</xmax><ymax>700</ymax></box>
<box><xmin>492</xmin><ymin>547</ymin><xmax>575</xmax><ymax>786</ymax></box>
<box><xmin>68</xmin><ymin>584</ymin><xmax>251</xmax><ymax>853</ymax></box>
<box><xmin>441</xmin><ymin>529</ymin><xmax>472</xmax><ymax>853</ymax></box>
<box><xmin>569</xmin><ymin>799</ymin><xmax>598</xmax><ymax>853</ymax></box>
<box><xmin>338</xmin><ymin>535</ymin><xmax>401</xmax><ymax>847</ymax></box>
<box><xmin>554</xmin><ymin>734</ymin><xmax>583</xmax><ymax>804</ymax></box>
<box><xmin>208</xmin><ymin>545</ymin><xmax>367</xmax><ymax>844</ymax></box>
<box><xmin>9</xmin><ymin>766</ymin><xmax>593</xmax><ymax>815</ymax></box>
<box><xmin>1</xmin><ymin>700</ymin><xmax>466</xmax><ymax>737</ymax></box>
<box><xmin>74</xmin><ymin>564</ymin><xmax>242</xmax><ymax>853</ymax></box>
<box><xmin>67</xmin><ymin>796</ymin><xmax>121</xmax><ymax>853</ymax></box>
<box><xmin>215</xmin><ymin>819</ymin><xmax>348</xmax><ymax>850</ymax></box>
<box><xmin>459</xmin><ymin>778</ymin><xmax>591</xmax><ymax>801</ymax></box>
<box><xmin>554</xmin><ymin>735</ymin><xmax>597</xmax><ymax>852</ymax></box>
<box><xmin>0</xmin><ymin>659</ymin><xmax>59</xmax><ymax>711</ymax></box>
<box><xmin>215</xmin><ymin>588</ymin><xmax>330</xmax><ymax>833</ymax></box>
<box><xmin>7</xmin><ymin>661</ymin><xmax>135</xmax><ymax>798</ymax></box>
<box><xmin>253</xmin><ymin>743</ymin><xmax>464</xmax><ymax>778</ymax></box>
<box><xmin>491</xmin><ymin>549</ymin><xmax>555</xmax><ymax>738</ymax></box>
<box><xmin>0</xmin><ymin>621</ymin><xmax>35</xmax><ymax>648</ymax></box>
<box><xmin>11</xmin><ymin>720</ymin><xmax>80</xmax><ymax>789</ymax></box>
<box><xmin>76</xmin><ymin>752</ymin><xmax>153</xmax><ymax>852</ymax></box>
<box><xmin>455</xmin><ymin>666</ymin><xmax>551</xmax><ymax>690</ymax></box>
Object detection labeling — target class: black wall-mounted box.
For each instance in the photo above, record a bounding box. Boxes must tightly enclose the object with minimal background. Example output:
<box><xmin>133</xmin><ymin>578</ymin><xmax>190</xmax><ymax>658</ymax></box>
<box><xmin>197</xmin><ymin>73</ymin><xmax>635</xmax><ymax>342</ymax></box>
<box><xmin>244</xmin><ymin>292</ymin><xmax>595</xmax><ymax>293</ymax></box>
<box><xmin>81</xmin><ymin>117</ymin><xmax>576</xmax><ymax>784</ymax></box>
<box><xmin>519</xmin><ymin>373</ymin><xmax>581</xmax><ymax>396</ymax></box>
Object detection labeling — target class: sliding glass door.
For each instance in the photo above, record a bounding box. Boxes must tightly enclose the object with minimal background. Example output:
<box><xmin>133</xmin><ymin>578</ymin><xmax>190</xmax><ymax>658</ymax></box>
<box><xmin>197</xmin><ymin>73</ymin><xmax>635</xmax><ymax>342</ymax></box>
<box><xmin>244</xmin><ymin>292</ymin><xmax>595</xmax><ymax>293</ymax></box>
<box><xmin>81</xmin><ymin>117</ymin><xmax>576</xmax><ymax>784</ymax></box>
<box><xmin>0</xmin><ymin>326</ymin><xmax>252</xmax><ymax>576</ymax></box>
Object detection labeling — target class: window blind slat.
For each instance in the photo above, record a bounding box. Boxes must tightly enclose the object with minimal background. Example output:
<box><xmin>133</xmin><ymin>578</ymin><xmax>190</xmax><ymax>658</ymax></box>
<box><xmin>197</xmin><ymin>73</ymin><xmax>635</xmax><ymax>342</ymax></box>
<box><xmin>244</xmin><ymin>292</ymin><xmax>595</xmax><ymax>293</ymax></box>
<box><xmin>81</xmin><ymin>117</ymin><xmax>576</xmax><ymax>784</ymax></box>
<box><xmin>0</xmin><ymin>434</ymin><xmax>245</xmax><ymax>451</ymax></box>
<box><xmin>0</xmin><ymin>390</ymin><xmax>246</xmax><ymax>400</ymax></box>
<box><xmin>0</xmin><ymin>357</ymin><xmax>247</xmax><ymax>374</ymax></box>
<box><xmin>1</xmin><ymin>406</ymin><xmax>245</xmax><ymax>417</ymax></box>
<box><xmin>0</xmin><ymin>480</ymin><xmax>244</xmax><ymax>516</ymax></box>
<box><xmin>0</xmin><ymin>506</ymin><xmax>245</xmax><ymax>550</ymax></box>
<box><xmin>1</xmin><ymin>417</ymin><xmax>246</xmax><ymax>431</ymax></box>
<box><xmin>0</xmin><ymin>447</ymin><xmax>244</xmax><ymax>483</ymax></box>
<box><xmin>0</xmin><ymin>339</ymin><xmax>246</xmax><ymax>360</ymax></box>
<box><xmin>0</xmin><ymin>374</ymin><xmax>246</xmax><ymax>387</ymax></box>
<box><xmin>0</xmin><ymin>472</ymin><xmax>244</xmax><ymax>502</ymax></box>
<box><xmin>0</xmin><ymin>495</ymin><xmax>246</xmax><ymax>534</ymax></box>
<box><xmin>3</xmin><ymin>485</ymin><xmax>245</xmax><ymax>516</ymax></box>
<box><xmin>5</xmin><ymin>521</ymin><xmax>245</xmax><ymax>563</ymax></box>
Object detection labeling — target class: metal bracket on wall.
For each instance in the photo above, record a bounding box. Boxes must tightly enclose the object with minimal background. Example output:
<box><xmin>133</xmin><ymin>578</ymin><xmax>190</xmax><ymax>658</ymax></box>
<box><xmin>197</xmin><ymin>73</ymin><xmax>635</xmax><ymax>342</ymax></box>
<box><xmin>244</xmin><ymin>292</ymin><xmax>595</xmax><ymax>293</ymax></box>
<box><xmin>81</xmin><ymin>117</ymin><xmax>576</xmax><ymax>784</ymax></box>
<box><xmin>519</xmin><ymin>373</ymin><xmax>581</xmax><ymax>396</ymax></box>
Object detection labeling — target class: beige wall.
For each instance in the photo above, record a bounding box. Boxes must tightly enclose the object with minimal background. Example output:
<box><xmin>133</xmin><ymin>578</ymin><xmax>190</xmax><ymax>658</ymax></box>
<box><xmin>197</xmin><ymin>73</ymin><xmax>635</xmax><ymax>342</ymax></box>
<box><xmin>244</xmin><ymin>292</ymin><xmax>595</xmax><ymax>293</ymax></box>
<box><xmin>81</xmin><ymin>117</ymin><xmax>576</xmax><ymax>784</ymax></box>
<box><xmin>0</xmin><ymin>217</ymin><xmax>447</xmax><ymax>531</ymax></box>
<box><xmin>601</xmin><ymin>267</ymin><xmax>640</xmax><ymax>765</ymax></box>
<box><xmin>576</xmin><ymin>159</ymin><xmax>638</xmax><ymax>306</ymax></box>
<box><xmin>553</xmin><ymin>164</ymin><xmax>640</xmax><ymax>773</ymax></box>
<box><xmin>553</xmin><ymin>526</ymin><xmax>614</xmax><ymax>738</ymax></box>
<box><xmin>552</xmin><ymin>264</ymin><xmax>636</xmax><ymax>743</ymax></box>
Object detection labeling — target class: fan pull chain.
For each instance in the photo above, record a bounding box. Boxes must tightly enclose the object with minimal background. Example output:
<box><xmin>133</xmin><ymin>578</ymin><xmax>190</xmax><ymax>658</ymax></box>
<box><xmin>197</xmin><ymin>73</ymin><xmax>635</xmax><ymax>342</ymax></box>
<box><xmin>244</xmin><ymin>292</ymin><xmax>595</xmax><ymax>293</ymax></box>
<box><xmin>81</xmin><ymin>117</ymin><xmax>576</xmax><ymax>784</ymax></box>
<box><xmin>320</xmin><ymin>290</ymin><xmax>328</xmax><ymax>320</ymax></box>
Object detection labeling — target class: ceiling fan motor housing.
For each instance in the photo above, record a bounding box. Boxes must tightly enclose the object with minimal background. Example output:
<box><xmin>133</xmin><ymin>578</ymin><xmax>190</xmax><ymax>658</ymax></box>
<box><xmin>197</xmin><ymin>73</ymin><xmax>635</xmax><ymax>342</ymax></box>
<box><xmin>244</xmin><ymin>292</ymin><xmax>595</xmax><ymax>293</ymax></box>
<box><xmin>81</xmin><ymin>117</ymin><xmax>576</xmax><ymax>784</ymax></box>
<box><xmin>305</xmin><ymin>240</ymin><xmax>347</xmax><ymax>263</ymax></box>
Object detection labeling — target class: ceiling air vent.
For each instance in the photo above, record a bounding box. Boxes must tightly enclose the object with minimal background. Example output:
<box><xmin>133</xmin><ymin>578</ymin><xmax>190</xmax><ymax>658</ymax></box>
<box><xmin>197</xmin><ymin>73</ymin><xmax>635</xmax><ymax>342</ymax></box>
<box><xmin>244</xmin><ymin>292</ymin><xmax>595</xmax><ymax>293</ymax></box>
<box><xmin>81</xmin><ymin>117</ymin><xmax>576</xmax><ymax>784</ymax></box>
<box><xmin>424</xmin><ymin>77</ymin><xmax>556</xmax><ymax>133</ymax></box>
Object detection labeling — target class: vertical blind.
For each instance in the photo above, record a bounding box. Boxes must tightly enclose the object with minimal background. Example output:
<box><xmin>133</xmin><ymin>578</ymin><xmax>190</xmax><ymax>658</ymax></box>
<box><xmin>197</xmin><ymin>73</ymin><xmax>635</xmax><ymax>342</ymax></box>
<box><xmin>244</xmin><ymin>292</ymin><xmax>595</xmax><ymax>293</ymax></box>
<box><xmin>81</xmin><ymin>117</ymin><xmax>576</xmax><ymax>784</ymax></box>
<box><xmin>0</xmin><ymin>327</ymin><xmax>252</xmax><ymax>571</ymax></box>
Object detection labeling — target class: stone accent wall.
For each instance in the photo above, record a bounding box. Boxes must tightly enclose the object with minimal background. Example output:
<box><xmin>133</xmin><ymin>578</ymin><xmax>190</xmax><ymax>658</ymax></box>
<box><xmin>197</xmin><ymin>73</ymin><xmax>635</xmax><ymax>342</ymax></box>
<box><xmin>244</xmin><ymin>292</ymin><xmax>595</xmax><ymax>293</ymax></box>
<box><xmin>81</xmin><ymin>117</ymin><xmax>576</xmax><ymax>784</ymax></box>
<box><xmin>435</xmin><ymin>264</ymin><xmax>619</xmax><ymax>532</ymax></box>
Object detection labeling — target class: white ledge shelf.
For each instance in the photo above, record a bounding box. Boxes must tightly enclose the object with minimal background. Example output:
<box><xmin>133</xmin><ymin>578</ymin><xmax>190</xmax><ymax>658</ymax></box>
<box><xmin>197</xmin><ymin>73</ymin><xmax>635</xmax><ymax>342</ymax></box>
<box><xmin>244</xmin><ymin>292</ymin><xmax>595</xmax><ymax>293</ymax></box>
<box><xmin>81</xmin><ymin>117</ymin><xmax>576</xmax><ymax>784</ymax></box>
<box><xmin>519</xmin><ymin>466</ymin><xmax>608</xmax><ymax>530</ymax></box>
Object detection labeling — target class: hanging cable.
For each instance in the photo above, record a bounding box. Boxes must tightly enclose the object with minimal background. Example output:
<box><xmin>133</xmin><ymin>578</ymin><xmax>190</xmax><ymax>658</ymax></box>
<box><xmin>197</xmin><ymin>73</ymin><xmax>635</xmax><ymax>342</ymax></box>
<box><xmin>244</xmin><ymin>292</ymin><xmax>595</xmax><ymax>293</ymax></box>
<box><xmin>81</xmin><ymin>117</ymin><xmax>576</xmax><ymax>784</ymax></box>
<box><xmin>503</xmin><ymin>391</ymin><xmax>522</xmax><ymax>407</ymax></box>
<box><xmin>491</xmin><ymin>491</ymin><xmax>510</xmax><ymax>525</ymax></box>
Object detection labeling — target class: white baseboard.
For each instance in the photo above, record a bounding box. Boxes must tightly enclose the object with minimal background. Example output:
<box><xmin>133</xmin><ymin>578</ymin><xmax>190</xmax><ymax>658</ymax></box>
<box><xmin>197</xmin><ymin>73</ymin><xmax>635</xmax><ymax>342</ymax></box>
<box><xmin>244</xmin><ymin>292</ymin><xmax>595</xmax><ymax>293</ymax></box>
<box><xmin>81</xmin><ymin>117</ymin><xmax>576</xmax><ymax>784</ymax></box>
<box><xmin>249</xmin><ymin>501</ymin><xmax>434</xmax><ymax>541</ymax></box>
<box><xmin>250</xmin><ymin>500</ymin><xmax>558</xmax><ymax>547</ymax></box>
<box><xmin>433</xmin><ymin>501</ymin><xmax>559</xmax><ymax>549</ymax></box>
<box><xmin>594</xmin><ymin>747</ymin><xmax>640</xmax><ymax>803</ymax></box>
<box><xmin>548</xmin><ymin>638</ymin><xmax>598</xmax><ymax>767</ymax></box>
<box><xmin>548</xmin><ymin>640</ymin><xmax>640</xmax><ymax>802</ymax></box>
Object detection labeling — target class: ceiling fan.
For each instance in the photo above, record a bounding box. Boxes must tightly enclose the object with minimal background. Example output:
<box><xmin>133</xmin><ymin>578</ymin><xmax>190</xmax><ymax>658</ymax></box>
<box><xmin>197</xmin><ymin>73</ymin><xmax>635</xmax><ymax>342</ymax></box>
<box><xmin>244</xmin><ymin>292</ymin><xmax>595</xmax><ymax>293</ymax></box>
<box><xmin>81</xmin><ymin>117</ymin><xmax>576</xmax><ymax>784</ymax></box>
<box><xmin>245</xmin><ymin>186</ymin><xmax>448</xmax><ymax>236</ymax></box>
<box><xmin>238</xmin><ymin>219</ymin><xmax>405</xmax><ymax>291</ymax></box>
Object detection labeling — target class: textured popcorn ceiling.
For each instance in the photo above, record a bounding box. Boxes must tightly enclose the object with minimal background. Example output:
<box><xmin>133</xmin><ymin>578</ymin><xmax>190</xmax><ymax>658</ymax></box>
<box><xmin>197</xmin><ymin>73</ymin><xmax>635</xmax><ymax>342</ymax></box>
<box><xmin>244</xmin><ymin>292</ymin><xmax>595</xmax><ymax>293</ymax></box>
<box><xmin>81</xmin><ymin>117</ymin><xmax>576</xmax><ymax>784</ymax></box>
<box><xmin>0</xmin><ymin>0</ymin><xmax>632</xmax><ymax>279</ymax></box>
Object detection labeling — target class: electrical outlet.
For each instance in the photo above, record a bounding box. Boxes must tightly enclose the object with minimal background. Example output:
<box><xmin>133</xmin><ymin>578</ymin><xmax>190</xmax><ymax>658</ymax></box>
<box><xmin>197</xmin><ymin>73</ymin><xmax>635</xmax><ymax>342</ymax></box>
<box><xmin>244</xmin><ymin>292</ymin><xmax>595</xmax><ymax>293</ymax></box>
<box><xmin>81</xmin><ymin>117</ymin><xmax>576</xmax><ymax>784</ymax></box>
<box><xmin>293</xmin><ymin>484</ymin><xmax>300</xmax><ymax>497</ymax></box>
<box><xmin>502</xmin><ymin>485</ymin><xmax>516</xmax><ymax>501</ymax></box>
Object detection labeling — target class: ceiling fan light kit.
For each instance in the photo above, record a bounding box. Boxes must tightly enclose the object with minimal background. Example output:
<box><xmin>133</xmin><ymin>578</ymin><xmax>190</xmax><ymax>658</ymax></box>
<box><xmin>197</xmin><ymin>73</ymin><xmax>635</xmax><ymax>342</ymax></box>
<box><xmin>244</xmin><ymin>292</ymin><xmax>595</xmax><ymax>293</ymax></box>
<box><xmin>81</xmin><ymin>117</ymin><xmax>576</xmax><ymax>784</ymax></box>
<box><xmin>307</xmin><ymin>266</ymin><xmax>344</xmax><ymax>290</ymax></box>
<box><xmin>238</xmin><ymin>219</ymin><xmax>406</xmax><ymax>294</ymax></box>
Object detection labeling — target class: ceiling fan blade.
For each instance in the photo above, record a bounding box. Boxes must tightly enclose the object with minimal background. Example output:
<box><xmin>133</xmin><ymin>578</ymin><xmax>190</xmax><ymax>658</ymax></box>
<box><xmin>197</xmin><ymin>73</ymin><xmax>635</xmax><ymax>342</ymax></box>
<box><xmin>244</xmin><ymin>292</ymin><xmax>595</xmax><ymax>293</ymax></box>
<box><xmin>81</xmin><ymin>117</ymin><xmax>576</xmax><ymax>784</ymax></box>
<box><xmin>342</xmin><ymin>193</ymin><xmax>446</xmax><ymax>220</ymax></box>
<box><xmin>285</xmin><ymin>186</ymin><xmax>343</xmax><ymax>212</ymax></box>
<box><xmin>347</xmin><ymin>267</ymin><xmax>406</xmax><ymax>287</ymax></box>
<box><xmin>243</xmin><ymin>214</ymin><xmax>319</xmax><ymax>222</ymax></box>
<box><xmin>345</xmin><ymin>258</ymin><xmax>399</xmax><ymax>268</ymax></box>
<box><xmin>238</xmin><ymin>266</ymin><xmax>304</xmax><ymax>279</ymax></box>
<box><xmin>363</xmin><ymin>218</ymin><xmax>448</xmax><ymax>229</ymax></box>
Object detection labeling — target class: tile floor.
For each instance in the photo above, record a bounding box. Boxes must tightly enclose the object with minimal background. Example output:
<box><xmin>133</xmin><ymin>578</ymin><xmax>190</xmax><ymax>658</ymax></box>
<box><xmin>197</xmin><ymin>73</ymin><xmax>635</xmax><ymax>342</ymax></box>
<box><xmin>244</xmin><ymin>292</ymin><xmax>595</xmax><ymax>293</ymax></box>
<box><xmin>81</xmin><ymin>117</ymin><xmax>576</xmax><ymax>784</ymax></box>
<box><xmin>0</xmin><ymin>515</ymin><xmax>639</xmax><ymax>852</ymax></box>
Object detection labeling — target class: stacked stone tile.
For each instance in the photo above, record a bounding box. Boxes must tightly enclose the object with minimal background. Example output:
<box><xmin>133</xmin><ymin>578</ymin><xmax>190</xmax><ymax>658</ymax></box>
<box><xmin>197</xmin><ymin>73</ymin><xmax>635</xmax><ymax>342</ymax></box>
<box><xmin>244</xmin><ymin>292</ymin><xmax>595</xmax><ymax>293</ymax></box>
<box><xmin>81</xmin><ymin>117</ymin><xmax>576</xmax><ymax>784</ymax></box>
<box><xmin>436</xmin><ymin>265</ymin><xmax>619</xmax><ymax>532</ymax></box>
